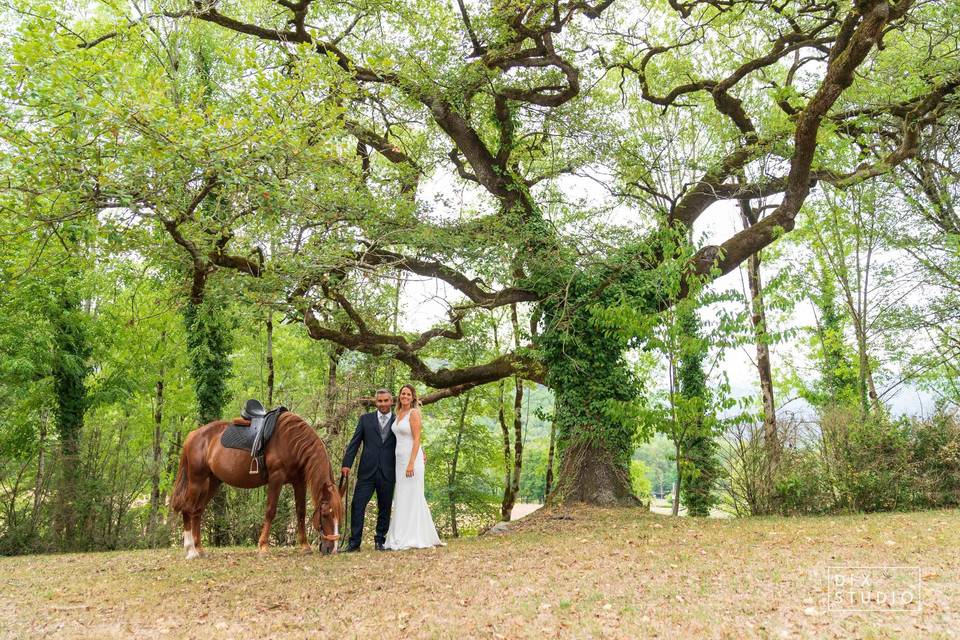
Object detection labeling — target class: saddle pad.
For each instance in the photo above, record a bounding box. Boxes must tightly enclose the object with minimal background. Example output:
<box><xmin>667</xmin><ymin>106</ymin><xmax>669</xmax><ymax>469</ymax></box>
<box><xmin>220</xmin><ymin>408</ymin><xmax>285</xmax><ymax>452</ymax></box>
<box><xmin>220</xmin><ymin>423</ymin><xmax>259</xmax><ymax>451</ymax></box>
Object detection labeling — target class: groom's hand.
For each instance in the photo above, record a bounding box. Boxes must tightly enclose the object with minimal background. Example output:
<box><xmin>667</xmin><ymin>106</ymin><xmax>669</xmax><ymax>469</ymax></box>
<box><xmin>341</xmin><ymin>467</ymin><xmax>351</xmax><ymax>476</ymax></box>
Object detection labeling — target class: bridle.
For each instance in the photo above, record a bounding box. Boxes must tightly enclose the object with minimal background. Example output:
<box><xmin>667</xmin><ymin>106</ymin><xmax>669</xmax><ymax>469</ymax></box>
<box><xmin>319</xmin><ymin>484</ymin><xmax>341</xmax><ymax>543</ymax></box>
<box><xmin>319</xmin><ymin>509</ymin><xmax>340</xmax><ymax>543</ymax></box>
<box><xmin>320</xmin><ymin>529</ymin><xmax>340</xmax><ymax>542</ymax></box>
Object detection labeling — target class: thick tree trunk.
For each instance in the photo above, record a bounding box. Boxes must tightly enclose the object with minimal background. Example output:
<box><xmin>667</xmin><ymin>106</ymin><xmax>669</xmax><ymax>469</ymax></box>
<box><xmin>548</xmin><ymin>440</ymin><xmax>637</xmax><ymax>505</ymax></box>
<box><xmin>542</xmin><ymin>304</ymin><xmax>641</xmax><ymax>507</ymax></box>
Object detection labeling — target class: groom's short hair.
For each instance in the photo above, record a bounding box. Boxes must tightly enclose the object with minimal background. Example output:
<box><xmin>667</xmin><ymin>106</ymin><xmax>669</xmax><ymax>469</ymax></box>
<box><xmin>375</xmin><ymin>388</ymin><xmax>392</xmax><ymax>397</ymax></box>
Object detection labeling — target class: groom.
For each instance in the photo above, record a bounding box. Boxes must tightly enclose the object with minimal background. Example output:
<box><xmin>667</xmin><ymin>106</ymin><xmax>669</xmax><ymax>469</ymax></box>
<box><xmin>341</xmin><ymin>388</ymin><xmax>396</xmax><ymax>552</ymax></box>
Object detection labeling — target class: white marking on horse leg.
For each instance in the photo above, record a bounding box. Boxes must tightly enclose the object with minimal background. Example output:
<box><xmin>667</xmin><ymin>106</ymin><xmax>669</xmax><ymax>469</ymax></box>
<box><xmin>184</xmin><ymin>530</ymin><xmax>199</xmax><ymax>560</ymax></box>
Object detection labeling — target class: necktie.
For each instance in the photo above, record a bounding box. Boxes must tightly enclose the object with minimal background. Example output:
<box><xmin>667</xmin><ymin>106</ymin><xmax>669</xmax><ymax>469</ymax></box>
<box><xmin>379</xmin><ymin>413</ymin><xmax>389</xmax><ymax>440</ymax></box>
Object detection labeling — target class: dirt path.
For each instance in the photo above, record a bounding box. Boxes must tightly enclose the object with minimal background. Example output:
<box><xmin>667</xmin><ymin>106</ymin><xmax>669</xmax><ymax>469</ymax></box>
<box><xmin>2</xmin><ymin>506</ymin><xmax>958</xmax><ymax>638</ymax></box>
<box><xmin>510</xmin><ymin>503</ymin><xmax>542</xmax><ymax>520</ymax></box>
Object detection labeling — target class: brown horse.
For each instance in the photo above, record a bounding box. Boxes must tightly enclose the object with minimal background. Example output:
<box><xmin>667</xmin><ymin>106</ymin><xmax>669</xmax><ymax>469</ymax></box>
<box><xmin>170</xmin><ymin>411</ymin><xmax>343</xmax><ymax>559</ymax></box>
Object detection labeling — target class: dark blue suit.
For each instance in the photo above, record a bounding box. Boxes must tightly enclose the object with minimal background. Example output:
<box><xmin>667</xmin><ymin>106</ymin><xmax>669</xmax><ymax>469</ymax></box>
<box><xmin>341</xmin><ymin>411</ymin><xmax>396</xmax><ymax>547</ymax></box>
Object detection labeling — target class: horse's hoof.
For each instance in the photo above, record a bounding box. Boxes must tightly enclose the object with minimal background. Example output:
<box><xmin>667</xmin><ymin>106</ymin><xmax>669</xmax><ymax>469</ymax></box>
<box><xmin>299</xmin><ymin>545</ymin><xmax>312</xmax><ymax>555</ymax></box>
<box><xmin>186</xmin><ymin>549</ymin><xmax>200</xmax><ymax>560</ymax></box>
<box><xmin>257</xmin><ymin>546</ymin><xmax>269</xmax><ymax>556</ymax></box>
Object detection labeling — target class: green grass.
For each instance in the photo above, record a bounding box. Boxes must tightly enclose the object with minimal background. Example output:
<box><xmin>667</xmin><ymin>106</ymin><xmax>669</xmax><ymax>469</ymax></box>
<box><xmin>2</xmin><ymin>505</ymin><xmax>959</xmax><ymax>638</ymax></box>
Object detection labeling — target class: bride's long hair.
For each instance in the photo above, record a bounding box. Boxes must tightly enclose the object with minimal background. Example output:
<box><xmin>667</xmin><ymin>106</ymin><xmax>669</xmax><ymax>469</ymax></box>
<box><xmin>398</xmin><ymin>383</ymin><xmax>420</xmax><ymax>410</ymax></box>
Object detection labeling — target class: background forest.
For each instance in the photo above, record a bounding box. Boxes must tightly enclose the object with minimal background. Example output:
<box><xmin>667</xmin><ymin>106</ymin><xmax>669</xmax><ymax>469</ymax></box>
<box><xmin>2</xmin><ymin>0</ymin><xmax>960</xmax><ymax>556</ymax></box>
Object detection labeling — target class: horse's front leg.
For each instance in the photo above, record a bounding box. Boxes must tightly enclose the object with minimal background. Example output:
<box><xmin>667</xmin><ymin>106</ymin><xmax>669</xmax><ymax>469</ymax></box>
<box><xmin>258</xmin><ymin>477</ymin><xmax>284</xmax><ymax>555</ymax></box>
<box><xmin>191</xmin><ymin>513</ymin><xmax>204</xmax><ymax>558</ymax></box>
<box><xmin>294</xmin><ymin>480</ymin><xmax>310</xmax><ymax>553</ymax></box>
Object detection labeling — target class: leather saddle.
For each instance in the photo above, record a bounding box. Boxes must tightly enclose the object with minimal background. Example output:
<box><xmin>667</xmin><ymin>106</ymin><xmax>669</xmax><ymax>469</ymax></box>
<box><xmin>220</xmin><ymin>399</ymin><xmax>288</xmax><ymax>479</ymax></box>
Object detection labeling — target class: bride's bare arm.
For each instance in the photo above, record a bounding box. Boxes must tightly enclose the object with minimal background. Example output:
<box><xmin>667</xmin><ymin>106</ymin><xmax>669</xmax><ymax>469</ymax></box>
<box><xmin>406</xmin><ymin>409</ymin><xmax>422</xmax><ymax>477</ymax></box>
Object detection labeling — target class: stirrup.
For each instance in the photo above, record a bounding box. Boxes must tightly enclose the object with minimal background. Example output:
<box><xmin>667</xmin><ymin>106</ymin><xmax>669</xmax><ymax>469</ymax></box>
<box><xmin>249</xmin><ymin>457</ymin><xmax>260</xmax><ymax>475</ymax></box>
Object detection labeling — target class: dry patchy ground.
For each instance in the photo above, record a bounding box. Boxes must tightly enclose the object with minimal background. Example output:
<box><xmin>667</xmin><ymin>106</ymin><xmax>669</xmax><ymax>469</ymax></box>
<box><xmin>1</xmin><ymin>506</ymin><xmax>958</xmax><ymax>639</ymax></box>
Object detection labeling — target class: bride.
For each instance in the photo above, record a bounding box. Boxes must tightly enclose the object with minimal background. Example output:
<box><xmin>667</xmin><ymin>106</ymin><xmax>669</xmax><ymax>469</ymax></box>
<box><xmin>383</xmin><ymin>384</ymin><xmax>445</xmax><ymax>550</ymax></box>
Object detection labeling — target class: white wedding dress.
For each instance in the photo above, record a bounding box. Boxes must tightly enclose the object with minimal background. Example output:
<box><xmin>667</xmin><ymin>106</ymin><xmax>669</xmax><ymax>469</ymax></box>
<box><xmin>384</xmin><ymin>411</ymin><xmax>445</xmax><ymax>550</ymax></box>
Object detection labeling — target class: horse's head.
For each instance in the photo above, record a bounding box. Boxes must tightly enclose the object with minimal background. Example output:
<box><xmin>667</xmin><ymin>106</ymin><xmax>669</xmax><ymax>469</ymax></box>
<box><xmin>313</xmin><ymin>480</ymin><xmax>343</xmax><ymax>555</ymax></box>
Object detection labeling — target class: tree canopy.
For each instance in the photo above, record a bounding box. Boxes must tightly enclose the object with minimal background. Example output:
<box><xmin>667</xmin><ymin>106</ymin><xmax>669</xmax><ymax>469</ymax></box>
<box><xmin>3</xmin><ymin>0</ymin><xmax>959</xmax><ymax>505</ymax></box>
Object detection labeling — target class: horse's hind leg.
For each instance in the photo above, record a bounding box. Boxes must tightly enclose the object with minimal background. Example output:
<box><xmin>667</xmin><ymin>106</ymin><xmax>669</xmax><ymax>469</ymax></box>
<box><xmin>182</xmin><ymin>512</ymin><xmax>197</xmax><ymax>559</ymax></box>
<box><xmin>183</xmin><ymin>511</ymin><xmax>200</xmax><ymax>560</ymax></box>
<box><xmin>258</xmin><ymin>476</ymin><xmax>284</xmax><ymax>555</ymax></box>
<box><xmin>181</xmin><ymin>476</ymin><xmax>215</xmax><ymax>560</ymax></box>
<box><xmin>193</xmin><ymin>477</ymin><xmax>221</xmax><ymax>557</ymax></box>
<box><xmin>294</xmin><ymin>480</ymin><xmax>310</xmax><ymax>553</ymax></box>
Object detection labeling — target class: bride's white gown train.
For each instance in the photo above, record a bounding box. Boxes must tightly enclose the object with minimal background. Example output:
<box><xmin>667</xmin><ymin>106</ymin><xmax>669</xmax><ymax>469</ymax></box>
<box><xmin>384</xmin><ymin>411</ymin><xmax>445</xmax><ymax>550</ymax></box>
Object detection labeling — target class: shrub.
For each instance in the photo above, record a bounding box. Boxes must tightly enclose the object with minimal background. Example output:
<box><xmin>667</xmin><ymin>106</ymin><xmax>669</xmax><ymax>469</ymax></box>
<box><xmin>724</xmin><ymin>407</ymin><xmax>960</xmax><ymax>516</ymax></box>
<box><xmin>820</xmin><ymin>407</ymin><xmax>912</xmax><ymax>512</ymax></box>
<box><xmin>773</xmin><ymin>448</ymin><xmax>833</xmax><ymax>515</ymax></box>
<box><xmin>910</xmin><ymin>411</ymin><xmax>960</xmax><ymax>508</ymax></box>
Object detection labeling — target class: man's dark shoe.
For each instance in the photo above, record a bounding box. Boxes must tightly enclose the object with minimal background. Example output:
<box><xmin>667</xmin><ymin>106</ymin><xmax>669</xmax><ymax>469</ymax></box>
<box><xmin>344</xmin><ymin>544</ymin><xmax>361</xmax><ymax>553</ymax></box>
<box><xmin>375</xmin><ymin>542</ymin><xmax>386</xmax><ymax>551</ymax></box>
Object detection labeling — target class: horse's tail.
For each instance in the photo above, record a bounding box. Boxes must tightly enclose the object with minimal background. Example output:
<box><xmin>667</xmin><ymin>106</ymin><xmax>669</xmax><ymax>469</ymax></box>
<box><xmin>169</xmin><ymin>435</ymin><xmax>192</xmax><ymax>514</ymax></box>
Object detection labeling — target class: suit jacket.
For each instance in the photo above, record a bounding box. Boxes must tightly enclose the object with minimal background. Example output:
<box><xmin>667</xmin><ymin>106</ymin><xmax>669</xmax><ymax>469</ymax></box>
<box><xmin>341</xmin><ymin>411</ymin><xmax>397</xmax><ymax>482</ymax></box>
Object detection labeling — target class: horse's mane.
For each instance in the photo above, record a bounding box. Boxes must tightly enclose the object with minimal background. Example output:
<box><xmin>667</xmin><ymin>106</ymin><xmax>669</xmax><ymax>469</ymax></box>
<box><xmin>279</xmin><ymin>412</ymin><xmax>335</xmax><ymax>503</ymax></box>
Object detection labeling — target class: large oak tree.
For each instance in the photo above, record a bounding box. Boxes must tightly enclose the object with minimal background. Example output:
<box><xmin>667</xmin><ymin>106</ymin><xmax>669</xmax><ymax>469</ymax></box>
<box><xmin>7</xmin><ymin>0</ymin><xmax>959</xmax><ymax>503</ymax></box>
